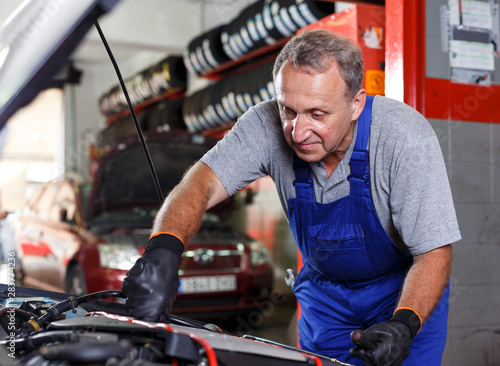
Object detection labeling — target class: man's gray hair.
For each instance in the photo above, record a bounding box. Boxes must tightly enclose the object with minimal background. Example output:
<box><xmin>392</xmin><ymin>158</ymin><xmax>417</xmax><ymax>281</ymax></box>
<box><xmin>273</xmin><ymin>29</ymin><xmax>363</xmax><ymax>103</ymax></box>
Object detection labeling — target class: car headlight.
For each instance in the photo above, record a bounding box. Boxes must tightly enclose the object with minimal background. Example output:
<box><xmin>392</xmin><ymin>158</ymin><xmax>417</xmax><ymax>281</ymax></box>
<box><xmin>98</xmin><ymin>244</ymin><xmax>141</xmax><ymax>270</ymax></box>
<box><xmin>249</xmin><ymin>241</ymin><xmax>270</xmax><ymax>266</ymax></box>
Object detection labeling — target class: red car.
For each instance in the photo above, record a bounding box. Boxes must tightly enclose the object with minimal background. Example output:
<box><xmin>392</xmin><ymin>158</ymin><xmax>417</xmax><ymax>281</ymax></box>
<box><xmin>13</xmin><ymin>131</ymin><xmax>273</xmax><ymax>319</ymax></box>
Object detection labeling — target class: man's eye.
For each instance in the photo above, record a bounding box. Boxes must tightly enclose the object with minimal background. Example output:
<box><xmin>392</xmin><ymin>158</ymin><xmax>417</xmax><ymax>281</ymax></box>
<box><xmin>311</xmin><ymin>113</ymin><xmax>324</xmax><ymax>120</ymax></box>
<box><xmin>283</xmin><ymin>108</ymin><xmax>296</xmax><ymax>119</ymax></box>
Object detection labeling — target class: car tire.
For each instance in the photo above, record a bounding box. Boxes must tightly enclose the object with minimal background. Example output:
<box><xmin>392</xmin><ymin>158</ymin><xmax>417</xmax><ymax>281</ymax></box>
<box><xmin>65</xmin><ymin>264</ymin><xmax>87</xmax><ymax>296</ymax></box>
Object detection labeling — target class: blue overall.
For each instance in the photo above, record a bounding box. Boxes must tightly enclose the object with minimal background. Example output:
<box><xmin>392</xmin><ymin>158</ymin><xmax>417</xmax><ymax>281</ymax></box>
<box><xmin>289</xmin><ymin>96</ymin><xmax>449</xmax><ymax>365</ymax></box>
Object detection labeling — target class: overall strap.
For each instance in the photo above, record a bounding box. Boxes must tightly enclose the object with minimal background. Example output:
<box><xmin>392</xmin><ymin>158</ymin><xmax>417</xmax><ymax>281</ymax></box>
<box><xmin>292</xmin><ymin>95</ymin><xmax>375</xmax><ymax>200</ymax></box>
<box><xmin>348</xmin><ymin>95</ymin><xmax>374</xmax><ymax>197</ymax></box>
<box><xmin>292</xmin><ymin>154</ymin><xmax>314</xmax><ymax>200</ymax></box>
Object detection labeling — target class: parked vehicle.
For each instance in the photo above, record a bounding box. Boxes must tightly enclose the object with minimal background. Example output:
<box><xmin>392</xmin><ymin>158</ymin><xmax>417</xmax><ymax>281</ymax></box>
<box><xmin>13</xmin><ymin>131</ymin><xmax>273</xmax><ymax>318</ymax></box>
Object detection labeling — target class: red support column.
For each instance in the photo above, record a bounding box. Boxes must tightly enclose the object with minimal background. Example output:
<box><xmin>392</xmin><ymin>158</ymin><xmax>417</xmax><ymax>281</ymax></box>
<box><xmin>385</xmin><ymin>0</ymin><xmax>426</xmax><ymax>113</ymax></box>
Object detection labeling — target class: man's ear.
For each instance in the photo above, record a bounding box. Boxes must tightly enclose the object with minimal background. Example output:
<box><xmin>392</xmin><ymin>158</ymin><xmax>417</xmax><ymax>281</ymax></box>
<box><xmin>350</xmin><ymin>89</ymin><xmax>367</xmax><ymax>121</ymax></box>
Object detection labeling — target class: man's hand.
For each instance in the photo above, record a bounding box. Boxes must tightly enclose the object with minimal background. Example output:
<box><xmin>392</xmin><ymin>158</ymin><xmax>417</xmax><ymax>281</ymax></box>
<box><xmin>350</xmin><ymin>321</ymin><xmax>412</xmax><ymax>366</ymax></box>
<box><xmin>121</xmin><ymin>233</ymin><xmax>184</xmax><ymax>322</ymax></box>
<box><xmin>350</xmin><ymin>308</ymin><xmax>421</xmax><ymax>366</ymax></box>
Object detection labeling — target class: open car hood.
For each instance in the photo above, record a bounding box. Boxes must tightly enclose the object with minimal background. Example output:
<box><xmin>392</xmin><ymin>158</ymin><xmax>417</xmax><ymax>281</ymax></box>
<box><xmin>88</xmin><ymin>130</ymin><xmax>219</xmax><ymax>220</ymax></box>
<box><xmin>0</xmin><ymin>0</ymin><xmax>120</xmax><ymax>127</ymax></box>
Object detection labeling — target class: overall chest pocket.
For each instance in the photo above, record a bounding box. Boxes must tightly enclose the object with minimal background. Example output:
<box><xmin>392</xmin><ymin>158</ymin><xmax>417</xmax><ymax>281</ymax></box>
<box><xmin>307</xmin><ymin>224</ymin><xmax>377</xmax><ymax>281</ymax></box>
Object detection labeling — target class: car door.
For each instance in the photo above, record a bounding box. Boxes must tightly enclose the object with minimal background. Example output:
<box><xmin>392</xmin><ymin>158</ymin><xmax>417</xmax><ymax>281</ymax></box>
<box><xmin>39</xmin><ymin>180</ymin><xmax>81</xmax><ymax>291</ymax></box>
<box><xmin>16</xmin><ymin>182</ymin><xmax>59</xmax><ymax>291</ymax></box>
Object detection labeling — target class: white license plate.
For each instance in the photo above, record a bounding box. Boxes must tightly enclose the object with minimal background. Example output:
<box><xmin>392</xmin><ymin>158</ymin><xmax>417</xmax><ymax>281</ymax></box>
<box><xmin>179</xmin><ymin>275</ymin><xmax>237</xmax><ymax>294</ymax></box>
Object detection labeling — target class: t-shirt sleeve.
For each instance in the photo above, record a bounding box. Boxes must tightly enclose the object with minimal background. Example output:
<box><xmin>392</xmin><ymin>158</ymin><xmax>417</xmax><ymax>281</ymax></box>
<box><xmin>200</xmin><ymin>101</ymin><xmax>279</xmax><ymax>196</ymax></box>
<box><xmin>389</xmin><ymin>134</ymin><xmax>462</xmax><ymax>255</ymax></box>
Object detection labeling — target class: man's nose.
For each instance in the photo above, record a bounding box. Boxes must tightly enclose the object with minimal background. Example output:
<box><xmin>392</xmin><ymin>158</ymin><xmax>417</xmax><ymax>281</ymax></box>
<box><xmin>291</xmin><ymin>115</ymin><xmax>312</xmax><ymax>143</ymax></box>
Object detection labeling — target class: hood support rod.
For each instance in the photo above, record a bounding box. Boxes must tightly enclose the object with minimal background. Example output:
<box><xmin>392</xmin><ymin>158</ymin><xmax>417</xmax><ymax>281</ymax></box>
<box><xmin>94</xmin><ymin>21</ymin><xmax>164</xmax><ymax>203</ymax></box>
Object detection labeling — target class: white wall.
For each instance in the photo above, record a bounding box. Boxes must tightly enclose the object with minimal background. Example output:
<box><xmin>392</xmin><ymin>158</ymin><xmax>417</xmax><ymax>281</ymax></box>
<box><xmin>0</xmin><ymin>89</ymin><xmax>64</xmax><ymax>211</ymax></box>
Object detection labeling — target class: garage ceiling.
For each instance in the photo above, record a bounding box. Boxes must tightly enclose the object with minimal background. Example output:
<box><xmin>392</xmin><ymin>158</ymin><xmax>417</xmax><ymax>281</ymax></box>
<box><xmin>71</xmin><ymin>0</ymin><xmax>255</xmax><ymax>64</ymax></box>
<box><xmin>0</xmin><ymin>0</ymin><xmax>363</xmax><ymax>81</ymax></box>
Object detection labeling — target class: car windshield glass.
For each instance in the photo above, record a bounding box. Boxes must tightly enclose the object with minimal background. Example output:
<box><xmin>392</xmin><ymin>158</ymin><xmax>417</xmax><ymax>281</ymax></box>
<box><xmin>194</xmin><ymin>212</ymin><xmax>249</xmax><ymax>242</ymax></box>
<box><xmin>90</xmin><ymin>210</ymin><xmax>244</xmax><ymax>243</ymax></box>
<box><xmin>90</xmin><ymin>207</ymin><xmax>158</xmax><ymax>234</ymax></box>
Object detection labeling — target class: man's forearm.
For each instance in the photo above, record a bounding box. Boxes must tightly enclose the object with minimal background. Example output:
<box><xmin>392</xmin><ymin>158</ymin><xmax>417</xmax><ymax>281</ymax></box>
<box><xmin>396</xmin><ymin>244</ymin><xmax>452</xmax><ymax>324</ymax></box>
<box><xmin>152</xmin><ymin>162</ymin><xmax>229</xmax><ymax>244</ymax></box>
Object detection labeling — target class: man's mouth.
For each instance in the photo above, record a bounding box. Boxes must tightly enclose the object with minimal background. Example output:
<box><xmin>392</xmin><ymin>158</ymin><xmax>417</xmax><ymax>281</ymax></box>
<box><xmin>296</xmin><ymin>142</ymin><xmax>318</xmax><ymax>152</ymax></box>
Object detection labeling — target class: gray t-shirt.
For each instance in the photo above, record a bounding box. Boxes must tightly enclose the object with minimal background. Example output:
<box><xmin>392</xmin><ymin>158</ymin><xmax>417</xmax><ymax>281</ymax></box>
<box><xmin>201</xmin><ymin>95</ymin><xmax>461</xmax><ymax>255</ymax></box>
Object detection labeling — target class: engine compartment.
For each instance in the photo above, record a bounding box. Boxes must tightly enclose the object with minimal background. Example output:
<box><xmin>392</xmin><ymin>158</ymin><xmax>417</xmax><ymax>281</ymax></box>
<box><xmin>0</xmin><ymin>285</ymin><xmax>351</xmax><ymax>366</ymax></box>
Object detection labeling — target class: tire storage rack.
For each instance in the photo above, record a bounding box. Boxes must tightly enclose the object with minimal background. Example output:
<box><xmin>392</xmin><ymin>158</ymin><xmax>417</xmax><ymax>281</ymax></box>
<box><xmin>94</xmin><ymin>55</ymin><xmax>187</xmax><ymax>158</ymax></box>
<box><xmin>95</xmin><ymin>0</ymin><xmax>384</xmax><ymax>157</ymax></box>
<box><xmin>181</xmin><ymin>0</ymin><xmax>336</xmax><ymax>133</ymax></box>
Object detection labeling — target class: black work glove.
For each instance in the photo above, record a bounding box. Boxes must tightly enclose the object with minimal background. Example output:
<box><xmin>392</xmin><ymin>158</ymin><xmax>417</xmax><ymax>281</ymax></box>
<box><xmin>121</xmin><ymin>233</ymin><xmax>184</xmax><ymax>322</ymax></box>
<box><xmin>350</xmin><ymin>308</ymin><xmax>422</xmax><ymax>366</ymax></box>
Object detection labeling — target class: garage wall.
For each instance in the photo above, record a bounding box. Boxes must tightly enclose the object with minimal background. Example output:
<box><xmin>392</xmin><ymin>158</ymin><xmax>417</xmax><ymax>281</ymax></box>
<box><xmin>426</xmin><ymin>1</ymin><xmax>500</xmax><ymax>365</ymax></box>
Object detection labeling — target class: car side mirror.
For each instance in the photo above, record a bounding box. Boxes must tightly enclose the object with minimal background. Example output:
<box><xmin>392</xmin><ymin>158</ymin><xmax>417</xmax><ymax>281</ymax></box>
<box><xmin>244</xmin><ymin>189</ymin><xmax>256</xmax><ymax>205</ymax></box>
<box><xmin>59</xmin><ymin>208</ymin><xmax>69</xmax><ymax>222</ymax></box>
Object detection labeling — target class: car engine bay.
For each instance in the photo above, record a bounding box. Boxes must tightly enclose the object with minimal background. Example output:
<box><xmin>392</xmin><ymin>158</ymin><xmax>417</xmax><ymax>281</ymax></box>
<box><xmin>0</xmin><ymin>284</ymin><xmax>351</xmax><ymax>366</ymax></box>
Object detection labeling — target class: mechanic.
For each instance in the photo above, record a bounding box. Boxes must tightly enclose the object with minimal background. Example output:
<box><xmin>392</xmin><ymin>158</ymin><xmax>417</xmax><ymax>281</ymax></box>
<box><xmin>122</xmin><ymin>29</ymin><xmax>461</xmax><ymax>366</ymax></box>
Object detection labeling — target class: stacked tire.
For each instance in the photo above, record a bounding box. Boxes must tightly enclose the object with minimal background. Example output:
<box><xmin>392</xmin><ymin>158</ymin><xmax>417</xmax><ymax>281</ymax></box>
<box><xmin>95</xmin><ymin>118</ymin><xmax>136</xmax><ymax>155</ymax></box>
<box><xmin>142</xmin><ymin>98</ymin><xmax>186</xmax><ymax>132</ymax></box>
<box><xmin>98</xmin><ymin>56</ymin><xmax>187</xmax><ymax>116</ymax></box>
<box><xmin>184</xmin><ymin>0</ymin><xmax>336</xmax><ymax>75</ymax></box>
<box><xmin>183</xmin><ymin>25</ymin><xmax>231</xmax><ymax>76</ymax></box>
<box><xmin>98</xmin><ymin>0</ymin><xmax>338</xmax><ymax>137</ymax></box>
<box><xmin>182</xmin><ymin>60</ymin><xmax>276</xmax><ymax>132</ymax></box>
<box><xmin>95</xmin><ymin>99</ymin><xmax>186</xmax><ymax>154</ymax></box>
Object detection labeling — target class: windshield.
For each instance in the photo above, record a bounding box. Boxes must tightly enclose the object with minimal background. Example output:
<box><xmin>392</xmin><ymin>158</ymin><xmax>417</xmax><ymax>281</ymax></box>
<box><xmin>89</xmin><ymin>207</ymin><xmax>158</xmax><ymax>234</ymax></box>
<box><xmin>89</xmin><ymin>209</ymin><xmax>244</xmax><ymax>246</ymax></box>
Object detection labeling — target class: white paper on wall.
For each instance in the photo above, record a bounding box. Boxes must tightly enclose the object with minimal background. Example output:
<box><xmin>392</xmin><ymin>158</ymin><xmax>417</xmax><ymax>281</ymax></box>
<box><xmin>449</xmin><ymin>0</ymin><xmax>493</xmax><ymax>30</ymax></box>
<box><xmin>449</xmin><ymin>39</ymin><xmax>495</xmax><ymax>70</ymax></box>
